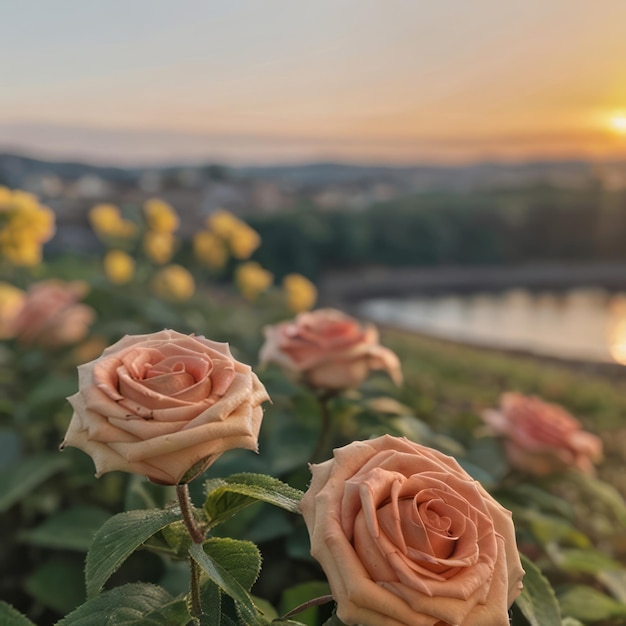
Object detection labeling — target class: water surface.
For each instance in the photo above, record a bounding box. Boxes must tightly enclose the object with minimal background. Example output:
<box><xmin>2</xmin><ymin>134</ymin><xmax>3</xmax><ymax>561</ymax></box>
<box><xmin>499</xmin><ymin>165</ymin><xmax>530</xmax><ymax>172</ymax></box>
<box><xmin>360</xmin><ymin>287</ymin><xmax>626</xmax><ymax>364</ymax></box>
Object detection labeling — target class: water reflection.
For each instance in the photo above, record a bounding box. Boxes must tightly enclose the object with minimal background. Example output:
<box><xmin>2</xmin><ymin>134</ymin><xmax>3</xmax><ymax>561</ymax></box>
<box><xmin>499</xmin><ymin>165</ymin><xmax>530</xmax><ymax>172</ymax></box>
<box><xmin>360</xmin><ymin>287</ymin><xmax>626</xmax><ymax>364</ymax></box>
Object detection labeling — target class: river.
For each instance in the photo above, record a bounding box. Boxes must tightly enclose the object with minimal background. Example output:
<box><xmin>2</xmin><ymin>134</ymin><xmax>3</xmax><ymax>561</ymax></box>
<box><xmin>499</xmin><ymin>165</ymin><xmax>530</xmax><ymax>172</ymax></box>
<box><xmin>359</xmin><ymin>287</ymin><xmax>626</xmax><ymax>365</ymax></box>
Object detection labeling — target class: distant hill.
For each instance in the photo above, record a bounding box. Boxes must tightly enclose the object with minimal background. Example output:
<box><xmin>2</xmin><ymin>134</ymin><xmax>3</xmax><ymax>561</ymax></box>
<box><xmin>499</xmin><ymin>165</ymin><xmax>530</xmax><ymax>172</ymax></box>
<box><xmin>1</xmin><ymin>150</ymin><xmax>625</xmax><ymax>193</ymax></box>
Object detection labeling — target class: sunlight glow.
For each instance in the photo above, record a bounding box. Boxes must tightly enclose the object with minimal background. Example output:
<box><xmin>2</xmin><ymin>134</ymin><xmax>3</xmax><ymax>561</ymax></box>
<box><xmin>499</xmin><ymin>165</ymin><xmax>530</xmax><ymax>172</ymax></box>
<box><xmin>610</xmin><ymin>115</ymin><xmax>626</xmax><ymax>134</ymax></box>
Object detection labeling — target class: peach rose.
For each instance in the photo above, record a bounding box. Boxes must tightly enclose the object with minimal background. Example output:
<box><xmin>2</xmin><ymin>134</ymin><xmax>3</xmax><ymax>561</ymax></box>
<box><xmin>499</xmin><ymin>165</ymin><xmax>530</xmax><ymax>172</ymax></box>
<box><xmin>482</xmin><ymin>392</ymin><xmax>603</xmax><ymax>476</ymax></box>
<box><xmin>14</xmin><ymin>279</ymin><xmax>95</xmax><ymax>348</ymax></box>
<box><xmin>259</xmin><ymin>308</ymin><xmax>402</xmax><ymax>391</ymax></box>
<box><xmin>61</xmin><ymin>329</ymin><xmax>270</xmax><ymax>485</ymax></box>
<box><xmin>300</xmin><ymin>435</ymin><xmax>524</xmax><ymax>626</ymax></box>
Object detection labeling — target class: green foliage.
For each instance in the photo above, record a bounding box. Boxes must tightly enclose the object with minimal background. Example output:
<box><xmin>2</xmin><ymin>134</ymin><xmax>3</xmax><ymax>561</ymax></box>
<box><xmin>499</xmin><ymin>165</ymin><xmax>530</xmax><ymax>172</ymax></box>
<box><xmin>515</xmin><ymin>554</ymin><xmax>562</xmax><ymax>626</ymax></box>
<box><xmin>0</xmin><ymin>453</ymin><xmax>68</xmax><ymax>513</ymax></box>
<box><xmin>189</xmin><ymin>540</ymin><xmax>259</xmax><ymax>624</ymax></box>
<box><xmin>0</xmin><ymin>601</ymin><xmax>36</xmax><ymax>626</ymax></box>
<box><xmin>203</xmin><ymin>473</ymin><xmax>304</xmax><ymax>529</ymax></box>
<box><xmin>57</xmin><ymin>583</ymin><xmax>189</xmax><ymax>625</ymax></box>
<box><xmin>558</xmin><ymin>586</ymin><xmax>626</xmax><ymax>623</ymax></box>
<box><xmin>86</xmin><ymin>507</ymin><xmax>182</xmax><ymax>597</ymax></box>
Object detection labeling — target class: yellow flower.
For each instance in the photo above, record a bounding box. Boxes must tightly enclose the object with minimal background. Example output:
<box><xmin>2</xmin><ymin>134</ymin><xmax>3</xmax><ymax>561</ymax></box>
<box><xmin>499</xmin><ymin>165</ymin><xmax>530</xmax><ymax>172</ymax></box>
<box><xmin>283</xmin><ymin>273</ymin><xmax>317</xmax><ymax>312</ymax></box>
<box><xmin>206</xmin><ymin>209</ymin><xmax>241</xmax><ymax>239</ymax></box>
<box><xmin>1</xmin><ymin>239</ymin><xmax>42</xmax><ymax>267</ymax></box>
<box><xmin>143</xmin><ymin>231</ymin><xmax>176</xmax><ymax>265</ymax></box>
<box><xmin>229</xmin><ymin>223</ymin><xmax>261</xmax><ymax>260</ymax></box>
<box><xmin>103</xmin><ymin>250</ymin><xmax>135</xmax><ymax>285</ymax></box>
<box><xmin>0</xmin><ymin>282</ymin><xmax>25</xmax><ymax>339</ymax></box>
<box><xmin>143</xmin><ymin>199</ymin><xmax>179</xmax><ymax>233</ymax></box>
<box><xmin>151</xmin><ymin>264</ymin><xmax>195</xmax><ymax>301</ymax></box>
<box><xmin>235</xmin><ymin>262</ymin><xmax>273</xmax><ymax>301</ymax></box>
<box><xmin>89</xmin><ymin>204</ymin><xmax>136</xmax><ymax>239</ymax></box>
<box><xmin>0</xmin><ymin>187</ymin><xmax>56</xmax><ymax>266</ymax></box>
<box><xmin>193</xmin><ymin>231</ymin><xmax>228</xmax><ymax>269</ymax></box>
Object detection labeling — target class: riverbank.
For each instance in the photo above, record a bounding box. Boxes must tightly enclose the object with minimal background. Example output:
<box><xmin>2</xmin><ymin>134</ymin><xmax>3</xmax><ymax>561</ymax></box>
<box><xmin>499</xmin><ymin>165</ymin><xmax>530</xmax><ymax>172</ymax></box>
<box><xmin>318</xmin><ymin>261</ymin><xmax>626</xmax><ymax>306</ymax></box>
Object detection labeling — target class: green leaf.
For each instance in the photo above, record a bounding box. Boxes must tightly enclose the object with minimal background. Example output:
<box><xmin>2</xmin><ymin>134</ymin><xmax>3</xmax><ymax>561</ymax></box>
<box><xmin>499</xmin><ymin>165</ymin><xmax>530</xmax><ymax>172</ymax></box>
<box><xmin>598</xmin><ymin>569</ymin><xmax>626</xmax><ymax>603</ymax></box>
<box><xmin>204</xmin><ymin>473</ymin><xmax>303</xmax><ymax>528</ymax></box>
<box><xmin>57</xmin><ymin>582</ymin><xmax>189</xmax><ymax>625</ymax></box>
<box><xmin>558</xmin><ymin>585</ymin><xmax>626</xmax><ymax>622</ymax></box>
<box><xmin>86</xmin><ymin>507</ymin><xmax>181</xmax><ymax>598</ymax></box>
<box><xmin>520</xmin><ymin>510</ymin><xmax>590</xmax><ymax>548</ymax></box>
<box><xmin>0</xmin><ymin>429</ymin><xmax>22</xmax><ymax>471</ymax></box>
<box><xmin>280</xmin><ymin>581</ymin><xmax>332</xmax><ymax>626</ymax></box>
<box><xmin>548</xmin><ymin>545</ymin><xmax>624</xmax><ymax>576</ymax></box>
<box><xmin>515</xmin><ymin>553</ymin><xmax>561</xmax><ymax>626</ymax></box>
<box><xmin>24</xmin><ymin>558</ymin><xmax>86</xmax><ymax>614</ymax></box>
<box><xmin>189</xmin><ymin>540</ymin><xmax>259</xmax><ymax>624</ymax></box>
<box><xmin>565</xmin><ymin>472</ymin><xmax>626</xmax><ymax>525</ymax></box>
<box><xmin>0</xmin><ymin>452</ymin><xmax>68</xmax><ymax>513</ymax></box>
<box><xmin>19</xmin><ymin>506</ymin><xmax>111</xmax><ymax>552</ymax></box>
<box><xmin>561</xmin><ymin>618</ymin><xmax>584</xmax><ymax>626</ymax></box>
<box><xmin>0</xmin><ymin>601</ymin><xmax>36</xmax><ymax>626</ymax></box>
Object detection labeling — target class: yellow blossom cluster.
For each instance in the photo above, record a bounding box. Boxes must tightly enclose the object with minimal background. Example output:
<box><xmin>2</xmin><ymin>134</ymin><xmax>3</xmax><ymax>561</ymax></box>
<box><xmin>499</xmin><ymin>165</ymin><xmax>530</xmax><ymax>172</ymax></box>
<box><xmin>151</xmin><ymin>264</ymin><xmax>195</xmax><ymax>301</ymax></box>
<box><xmin>282</xmin><ymin>273</ymin><xmax>318</xmax><ymax>312</ymax></box>
<box><xmin>193</xmin><ymin>209</ymin><xmax>261</xmax><ymax>268</ymax></box>
<box><xmin>89</xmin><ymin>204</ymin><xmax>137</xmax><ymax>239</ymax></box>
<box><xmin>0</xmin><ymin>187</ymin><xmax>55</xmax><ymax>266</ymax></box>
<box><xmin>142</xmin><ymin>199</ymin><xmax>179</xmax><ymax>265</ymax></box>
<box><xmin>235</xmin><ymin>262</ymin><xmax>273</xmax><ymax>301</ymax></box>
<box><xmin>103</xmin><ymin>250</ymin><xmax>135</xmax><ymax>285</ymax></box>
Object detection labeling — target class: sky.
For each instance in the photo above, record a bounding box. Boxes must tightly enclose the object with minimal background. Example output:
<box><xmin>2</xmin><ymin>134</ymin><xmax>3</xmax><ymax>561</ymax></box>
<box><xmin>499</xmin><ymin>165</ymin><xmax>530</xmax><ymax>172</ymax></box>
<box><xmin>1</xmin><ymin>0</ymin><xmax>626</xmax><ymax>166</ymax></box>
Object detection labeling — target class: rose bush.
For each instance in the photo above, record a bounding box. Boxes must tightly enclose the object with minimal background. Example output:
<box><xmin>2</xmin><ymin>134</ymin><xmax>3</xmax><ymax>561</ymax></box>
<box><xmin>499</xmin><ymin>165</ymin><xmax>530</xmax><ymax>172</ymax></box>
<box><xmin>259</xmin><ymin>308</ymin><xmax>402</xmax><ymax>391</ymax></box>
<box><xmin>61</xmin><ymin>329</ymin><xmax>270</xmax><ymax>485</ymax></box>
<box><xmin>300</xmin><ymin>435</ymin><xmax>524</xmax><ymax>626</ymax></box>
<box><xmin>482</xmin><ymin>392</ymin><xmax>603</xmax><ymax>476</ymax></box>
<box><xmin>14</xmin><ymin>279</ymin><xmax>95</xmax><ymax>348</ymax></box>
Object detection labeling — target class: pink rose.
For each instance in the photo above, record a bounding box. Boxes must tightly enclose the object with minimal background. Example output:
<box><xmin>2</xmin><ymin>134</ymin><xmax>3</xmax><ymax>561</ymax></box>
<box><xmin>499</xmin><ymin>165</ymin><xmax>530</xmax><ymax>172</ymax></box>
<box><xmin>300</xmin><ymin>435</ymin><xmax>524</xmax><ymax>626</ymax></box>
<box><xmin>61</xmin><ymin>329</ymin><xmax>270</xmax><ymax>485</ymax></box>
<box><xmin>482</xmin><ymin>392</ymin><xmax>603</xmax><ymax>476</ymax></box>
<box><xmin>14</xmin><ymin>279</ymin><xmax>95</xmax><ymax>348</ymax></box>
<box><xmin>259</xmin><ymin>308</ymin><xmax>402</xmax><ymax>391</ymax></box>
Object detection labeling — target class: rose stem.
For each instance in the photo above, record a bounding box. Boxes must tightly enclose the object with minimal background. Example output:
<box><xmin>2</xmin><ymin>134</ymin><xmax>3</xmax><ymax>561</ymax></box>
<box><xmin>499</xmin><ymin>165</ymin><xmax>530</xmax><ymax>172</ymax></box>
<box><xmin>309</xmin><ymin>392</ymin><xmax>333</xmax><ymax>464</ymax></box>
<box><xmin>176</xmin><ymin>483</ymin><xmax>204</xmax><ymax>620</ymax></box>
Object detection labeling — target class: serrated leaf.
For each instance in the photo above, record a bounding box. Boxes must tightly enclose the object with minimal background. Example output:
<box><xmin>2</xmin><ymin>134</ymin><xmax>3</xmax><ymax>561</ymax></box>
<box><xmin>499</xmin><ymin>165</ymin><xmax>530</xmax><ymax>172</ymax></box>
<box><xmin>558</xmin><ymin>585</ymin><xmax>626</xmax><ymax>622</ymax></box>
<box><xmin>0</xmin><ymin>453</ymin><xmax>68</xmax><ymax>513</ymax></box>
<box><xmin>204</xmin><ymin>473</ymin><xmax>303</xmax><ymax>528</ymax></box>
<box><xmin>86</xmin><ymin>507</ymin><xmax>181</xmax><ymax>598</ymax></box>
<box><xmin>189</xmin><ymin>540</ymin><xmax>258</xmax><ymax>624</ymax></box>
<box><xmin>0</xmin><ymin>601</ymin><xmax>36</xmax><ymax>626</ymax></box>
<box><xmin>57</xmin><ymin>582</ymin><xmax>189</xmax><ymax>625</ymax></box>
<box><xmin>515</xmin><ymin>554</ymin><xmax>561</xmax><ymax>626</ymax></box>
<box><xmin>19</xmin><ymin>506</ymin><xmax>111</xmax><ymax>552</ymax></box>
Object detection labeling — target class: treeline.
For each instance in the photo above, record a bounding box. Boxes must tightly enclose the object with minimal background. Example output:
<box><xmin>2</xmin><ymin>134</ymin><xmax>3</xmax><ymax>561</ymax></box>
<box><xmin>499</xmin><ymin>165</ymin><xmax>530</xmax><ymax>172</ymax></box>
<box><xmin>248</xmin><ymin>185</ymin><xmax>626</xmax><ymax>280</ymax></box>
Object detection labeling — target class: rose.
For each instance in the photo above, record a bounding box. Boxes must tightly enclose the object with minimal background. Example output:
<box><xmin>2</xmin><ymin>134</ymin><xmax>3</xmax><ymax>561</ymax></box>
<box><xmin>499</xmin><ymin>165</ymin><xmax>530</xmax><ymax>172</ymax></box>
<box><xmin>300</xmin><ymin>435</ymin><xmax>524</xmax><ymax>626</ymax></box>
<box><xmin>259</xmin><ymin>308</ymin><xmax>402</xmax><ymax>391</ymax></box>
<box><xmin>482</xmin><ymin>392</ymin><xmax>603</xmax><ymax>476</ymax></box>
<box><xmin>61</xmin><ymin>329</ymin><xmax>270</xmax><ymax>485</ymax></box>
<box><xmin>13</xmin><ymin>279</ymin><xmax>95</xmax><ymax>348</ymax></box>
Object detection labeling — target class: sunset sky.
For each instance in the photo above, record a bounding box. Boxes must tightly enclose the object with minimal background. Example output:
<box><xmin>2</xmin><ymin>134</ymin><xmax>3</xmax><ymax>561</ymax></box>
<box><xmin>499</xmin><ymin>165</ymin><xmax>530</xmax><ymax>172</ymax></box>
<box><xmin>1</xmin><ymin>0</ymin><xmax>626</xmax><ymax>165</ymax></box>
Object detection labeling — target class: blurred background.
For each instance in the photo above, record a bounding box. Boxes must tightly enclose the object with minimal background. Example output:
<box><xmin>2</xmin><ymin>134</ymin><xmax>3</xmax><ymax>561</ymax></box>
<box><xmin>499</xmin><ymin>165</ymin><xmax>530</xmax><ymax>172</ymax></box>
<box><xmin>3</xmin><ymin>0</ymin><xmax>626</xmax><ymax>366</ymax></box>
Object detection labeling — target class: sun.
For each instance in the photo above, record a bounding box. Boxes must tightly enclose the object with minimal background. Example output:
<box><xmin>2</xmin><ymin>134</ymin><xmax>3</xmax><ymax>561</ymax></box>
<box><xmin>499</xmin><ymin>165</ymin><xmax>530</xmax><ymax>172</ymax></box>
<box><xmin>611</xmin><ymin>114</ymin><xmax>626</xmax><ymax>134</ymax></box>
